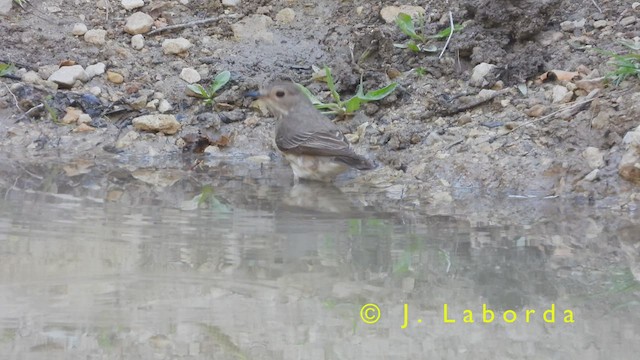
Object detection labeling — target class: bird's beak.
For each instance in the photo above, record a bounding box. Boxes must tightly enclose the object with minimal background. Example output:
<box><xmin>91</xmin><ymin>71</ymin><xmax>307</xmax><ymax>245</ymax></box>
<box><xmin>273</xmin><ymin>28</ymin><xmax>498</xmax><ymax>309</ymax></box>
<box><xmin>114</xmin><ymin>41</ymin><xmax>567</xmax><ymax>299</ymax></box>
<box><xmin>244</xmin><ymin>90</ymin><xmax>263</xmax><ymax>99</ymax></box>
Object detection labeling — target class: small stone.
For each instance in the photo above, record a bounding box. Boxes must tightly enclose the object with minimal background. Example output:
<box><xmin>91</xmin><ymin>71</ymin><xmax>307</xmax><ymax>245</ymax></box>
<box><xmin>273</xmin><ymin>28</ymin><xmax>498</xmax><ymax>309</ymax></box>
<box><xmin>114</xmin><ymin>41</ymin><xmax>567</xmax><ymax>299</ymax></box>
<box><xmin>133</xmin><ymin>114</ymin><xmax>181</xmax><ymax>135</ymax></box>
<box><xmin>71</xmin><ymin>23</ymin><xmax>88</xmax><ymax>36</ymax></box>
<box><xmin>121</xmin><ymin>0</ymin><xmax>144</xmax><ymax>11</ymax></box>
<box><xmin>584</xmin><ymin>169</ymin><xmax>599</xmax><ymax>182</ymax></box>
<box><xmin>89</xmin><ymin>86</ymin><xmax>102</xmax><ymax>96</ymax></box>
<box><xmin>620</xmin><ymin>16</ymin><xmax>637</xmax><ymax>26</ymax></box>
<box><xmin>73</xmin><ymin>123</ymin><xmax>96</xmax><ymax>132</ymax></box>
<box><xmin>158</xmin><ymin>99</ymin><xmax>172</xmax><ymax>113</ymax></box>
<box><xmin>107</xmin><ymin>71</ymin><xmax>124</xmax><ymax>84</ymax></box>
<box><xmin>61</xmin><ymin>107</ymin><xmax>83</xmax><ymax>124</ymax></box>
<box><xmin>275</xmin><ymin>8</ymin><xmax>295</xmax><ymax>24</ymax></box>
<box><xmin>0</xmin><ymin>0</ymin><xmax>12</xmax><ymax>16</ymax></box>
<box><xmin>222</xmin><ymin>0</ymin><xmax>240</xmax><ymax>6</ymax></box>
<box><xmin>21</xmin><ymin>71</ymin><xmax>42</xmax><ymax>84</ymax></box>
<box><xmin>560</xmin><ymin>20</ymin><xmax>575</xmax><ymax>32</ymax></box>
<box><xmin>85</xmin><ymin>62</ymin><xmax>106</xmax><ymax>78</ymax></box>
<box><xmin>77</xmin><ymin>113</ymin><xmax>92</xmax><ymax>124</ymax></box>
<box><xmin>180</xmin><ymin>68</ymin><xmax>201</xmax><ymax>83</ymax></box>
<box><xmin>583</xmin><ymin>147</ymin><xmax>605</xmax><ymax>169</ymax></box>
<box><xmin>593</xmin><ymin>19</ymin><xmax>608</xmax><ymax>29</ymax></box>
<box><xmin>633</xmin><ymin>2</ymin><xmax>640</xmax><ymax>10</ymax></box>
<box><xmin>124</xmin><ymin>12</ymin><xmax>154</xmax><ymax>35</ymax></box>
<box><xmin>84</xmin><ymin>29</ymin><xmax>107</xmax><ymax>45</ymax></box>
<box><xmin>116</xmin><ymin>130</ymin><xmax>140</xmax><ymax>148</ymax></box>
<box><xmin>128</xmin><ymin>95</ymin><xmax>148</xmax><ymax>110</ymax></box>
<box><xmin>575</xmin><ymin>77</ymin><xmax>604</xmax><ymax>92</ymax></box>
<box><xmin>380</xmin><ymin>5</ymin><xmax>425</xmax><ymax>24</ymax></box>
<box><xmin>231</xmin><ymin>15</ymin><xmax>274</xmax><ymax>43</ymax></box>
<box><xmin>131</xmin><ymin>34</ymin><xmax>144</xmax><ymax>50</ymax></box>
<box><xmin>551</xmin><ymin>85</ymin><xmax>572</xmax><ymax>103</ymax></box>
<box><xmin>146</xmin><ymin>99</ymin><xmax>159</xmax><ymax>110</ymax></box>
<box><xmin>469</xmin><ymin>63</ymin><xmax>496</xmax><ymax>88</ymax></box>
<box><xmin>162</xmin><ymin>37</ymin><xmax>192</xmax><ymax>55</ymax></box>
<box><xmin>526</xmin><ymin>104</ymin><xmax>548</xmax><ymax>117</ymax></box>
<box><xmin>48</xmin><ymin>65</ymin><xmax>89</xmax><ymax>88</ymax></box>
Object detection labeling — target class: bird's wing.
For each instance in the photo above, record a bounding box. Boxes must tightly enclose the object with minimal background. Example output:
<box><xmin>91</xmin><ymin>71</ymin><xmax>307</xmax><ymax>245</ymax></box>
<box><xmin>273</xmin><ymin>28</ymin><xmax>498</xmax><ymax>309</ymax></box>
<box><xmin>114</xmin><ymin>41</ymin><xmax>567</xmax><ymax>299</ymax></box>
<box><xmin>276</xmin><ymin>128</ymin><xmax>356</xmax><ymax>158</ymax></box>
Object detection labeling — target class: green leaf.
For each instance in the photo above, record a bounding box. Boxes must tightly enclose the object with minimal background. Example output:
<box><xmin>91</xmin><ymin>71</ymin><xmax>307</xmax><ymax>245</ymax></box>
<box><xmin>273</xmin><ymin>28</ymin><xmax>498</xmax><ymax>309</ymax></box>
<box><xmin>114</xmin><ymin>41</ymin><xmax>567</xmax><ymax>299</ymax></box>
<box><xmin>407</xmin><ymin>41</ymin><xmax>420</xmax><ymax>53</ymax></box>
<box><xmin>295</xmin><ymin>83</ymin><xmax>325</xmax><ymax>105</ymax></box>
<box><xmin>209</xmin><ymin>70</ymin><xmax>231</xmax><ymax>94</ymax></box>
<box><xmin>357</xmin><ymin>82</ymin><xmax>398</xmax><ymax>101</ymax></box>
<box><xmin>187</xmin><ymin>84</ymin><xmax>209</xmax><ymax>98</ymax></box>
<box><xmin>344</xmin><ymin>96</ymin><xmax>362</xmax><ymax>113</ymax></box>
<box><xmin>395</xmin><ymin>13</ymin><xmax>423</xmax><ymax>41</ymax></box>
<box><xmin>0</xmin><ymin>63</ymin><xmax>16</xmax><ymax>77</ymax></box>
<box><xmin>428</xmin><ymin>24</ymin><xmax>464</xmax><ymax>39</ymax></box>
<box><xmin>324</xmin><ymin>66</ymin><xmax>341</xmax><ymax>103</ymax></box>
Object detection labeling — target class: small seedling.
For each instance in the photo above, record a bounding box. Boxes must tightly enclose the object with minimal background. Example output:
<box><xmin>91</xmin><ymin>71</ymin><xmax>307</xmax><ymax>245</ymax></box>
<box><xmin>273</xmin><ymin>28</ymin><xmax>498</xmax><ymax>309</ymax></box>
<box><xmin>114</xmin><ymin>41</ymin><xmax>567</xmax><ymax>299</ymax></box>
<box><xmin>43</xmin><ymin>96</ymin><xmax>59</xmax><ymax>123</ymax></box>
<box><xmin>186</xmin><ymin>70</ymin><xmax>231</xmax><ymax>107</ymax></box>
<box><xmin>0</xmin><ymin>63</ymin><xmax>16</xmax><ymax>77</ymax></box>
<box><xmin>596</xmin><ymin>41</ymin><xmax>640</xmax><ymax>86</ymax></box>
<box><xmin>298</xmin><ymin>66</ymin><xmax>398</xmax><ymax>117</ymax></box>
<box><xmin>394</xmin><ymin>12</ymin><xmax>463</xmax><ymax>53</ymax></box>
<box><xmin>414</xmin><ymin>67</ymin><xmax>427</xmax><ymax>77</ymax></box>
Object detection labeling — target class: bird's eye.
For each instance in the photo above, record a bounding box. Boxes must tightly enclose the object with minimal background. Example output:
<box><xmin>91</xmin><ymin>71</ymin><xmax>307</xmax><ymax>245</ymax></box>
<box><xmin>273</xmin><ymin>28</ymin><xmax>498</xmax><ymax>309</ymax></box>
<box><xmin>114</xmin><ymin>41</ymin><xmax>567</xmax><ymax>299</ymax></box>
<box><xmin>275</xmin><ymin>90</ymin><xmax>285</xmax><ymax>98</ymax></box>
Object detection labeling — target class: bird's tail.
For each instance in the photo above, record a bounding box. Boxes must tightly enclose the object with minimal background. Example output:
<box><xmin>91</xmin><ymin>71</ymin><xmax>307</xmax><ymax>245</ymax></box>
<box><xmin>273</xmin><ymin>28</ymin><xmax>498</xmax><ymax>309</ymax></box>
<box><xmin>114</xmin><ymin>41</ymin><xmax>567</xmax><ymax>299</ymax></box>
<box><xmin>335</xmin><ymin>154</ymin><xmax>377</xmax><ymax>171</ymax></box>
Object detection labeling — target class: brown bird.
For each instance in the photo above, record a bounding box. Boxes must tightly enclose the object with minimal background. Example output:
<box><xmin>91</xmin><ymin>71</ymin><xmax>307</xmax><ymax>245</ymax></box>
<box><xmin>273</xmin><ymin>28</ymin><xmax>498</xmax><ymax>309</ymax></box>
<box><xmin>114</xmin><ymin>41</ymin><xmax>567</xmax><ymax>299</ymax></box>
<box><xmin>247</xmin><ymin>81</ymin><xmax>375</xmax><ymax>182</ymax></box>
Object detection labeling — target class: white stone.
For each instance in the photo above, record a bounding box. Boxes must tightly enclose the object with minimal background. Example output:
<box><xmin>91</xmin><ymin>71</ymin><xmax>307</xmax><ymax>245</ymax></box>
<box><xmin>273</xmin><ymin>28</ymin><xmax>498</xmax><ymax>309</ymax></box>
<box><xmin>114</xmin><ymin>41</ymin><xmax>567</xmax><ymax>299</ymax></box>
<box><xmin>89</xmin><ymin>86</ymin><xmax>102</xmax><ymax>96</ymax></box>
<box><xmin>162</xmin><ymin>37</ymin><xmax>192</xmax><ymax>54</ymax></box>
<box><xmin>0</xmin><ymin>0</ymin><xmax>12</xmax><ymax>16</ymax></box>
<box><xmin>180</xmin><ymin>68</ymin><xmax>201</xmax><ymax>83</ymax></box>
<box><xmin>275</xmin><ymin>8</ymin><xmax>296</xmax><ymax>24</ymax></box>
<box><xmin>231</xmin><ymin>15</ymin><xmax>274</xmax><ymax>43</ymax></box>
<box><xmin>380</xmin><ymin>5</ymin><xmax>425</xmax><ymax>24</ymax></box>
<box><xmin>469</xmin><ymin>62</ymin><xmax>496</xmax><ymax>87</ymax></box>
<box><xmin>77</xmin><ymin>114</ymin><xmax>92</xmax><ymax>124</ymax></box>
<box><xmin>158</xmin><ymin>99</ymin><xmax>173</xmax><ymax>113</ymax></box>
<box><xmin>593</xmin><ymin>19</ymin><xmax>608</xmax><ymax>28</ymax></box>
<box><xmin>583</xmin><ymin>147</ymin><xmax>605</xmax><ymax>169</ymax></box>
<box><xmin>84</xmin><ymin>29</ymin><xmax>107</xmax><ymax>45</ymax></box>
<box><xmin>47</xmin><ymin>65</ymin><xmax>89</xmax><ymax>88</ymax></box>
<box><xmin>133</xmin><ymin>114</ymin><xmax>181</xmax><ymax>134</ymax></box>
<box><xmin>621</xmin><ymin>16</ymin><xmax>637</xmax><ymax>26</ymax></box>
<box><xmin>222</xmin><ymin>0</ymin><xmax>240</xmax><ymax>6</ymax></box>
<box><xmin>71</xmin><ymin>23</ymin><xmax>88</xmax><ymax>36</ymax></box>
<box><xmin>86</xmin><ymin>63</ymin><xmax>106</xmax><ymax>78</ymax></box>
<box><xmin>121</xmin><ymin>0</ymin><xmax>144</xmax><ymax>11</ymax></box>
<box><xmin>124</xmin><ymin>11</ymin><xmax>154</xmax><ymax>35</ymax></box>
<box><xmin>551</xmin><ymin>85</ymin><xmax>572</xmax><ymax>103</ymax></box>
<box><xmin>21</xmin><ymin>71</ymin><xmax>42</xmax><ymax>84</ymax></box>
<box><xmin>131</xmin><ymin>34</ymin><xmax>145</xmax><ymax>50</ymax></box>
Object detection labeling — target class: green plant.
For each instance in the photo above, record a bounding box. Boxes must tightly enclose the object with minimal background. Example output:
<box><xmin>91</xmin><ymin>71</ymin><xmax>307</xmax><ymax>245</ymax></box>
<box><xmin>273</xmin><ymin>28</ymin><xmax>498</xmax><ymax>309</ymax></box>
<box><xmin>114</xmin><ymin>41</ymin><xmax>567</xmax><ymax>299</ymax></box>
<box><xmin>414</xmin><ymin>67</ymin><xmax>427</xmax><ymax>77</ymax></box>
<box><xmin>394</xmin><ymin>13</ymin><xmax>463</xmax><ymax>53</ymax></box>
<box><xmin>186</xmin><ymin>70</ymin><xmax>231</xmax><ymax>106</ymax></box>
<box><xmin>0</xmin><ymin>63</ymin><xmax>16</xmax><ymax>77</ymax></box>
<box><xmin>596</xmin><ymin>41</ymin><xmax>640</xmax><ymax>86</ymax></box>
<box><xmin>43</xmin><ymin>96</ymin><xmax>59</xmax><ymax>123</ymax></box>
<box><xmin>297</xmin><ymin>66</ymin><xmax>398</xmax><ymax>116</ymax></box>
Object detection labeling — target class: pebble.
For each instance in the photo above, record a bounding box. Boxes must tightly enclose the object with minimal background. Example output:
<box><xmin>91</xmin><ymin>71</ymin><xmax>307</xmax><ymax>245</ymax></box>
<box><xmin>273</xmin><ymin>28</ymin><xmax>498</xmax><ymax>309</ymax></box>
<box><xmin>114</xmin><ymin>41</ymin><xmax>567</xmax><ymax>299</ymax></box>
<box><xmin>180</xmin><ymin>68</ymin><xmax>201</xmax><ymax>83</ymax></box>
<box><xmin>162</xmin><ymin>37</ymin><xmax>192</xmax><ymax>55</ymax></box>
<box><xmin>61</xmin><ymin>107</ymin><xmax>83</xmax><ymax>124</ymax></box>
<box><xmin>71</xmin><ymin>23</ymin><xmax>88</xmax><ymax>36</ymax></box>
<box><xmin>379</xmin><ymin>5</ymin><xmax>425</xmax><ymax>24</ymax></box>
<box><xmin>158</xmin><ymin>99</ymin><xmax>173</xmax><ymax>113</ymax></box>
<box><xmin>275</xmin><ymin>8</ymin><xmax>296</xmax><ymax>24</ymax></box>
<box><xmin>21</xmin><ymin>71</ymin><xmax>42</xmax><ymax>84</ymax></box>
<box><xmin>146</xmin><ymin>99</ymin><xmax>159</xmax><ymax>110</ymax></box>
<box><xmin>551</xmin><ymin>85</ymin><xmax>572</xmax><ymax>103</ymax></box>
<box><xmin>222</xmin><ymin>0</ymin><xmax>241</xmax><ymax>6</ymax></box>
<box><xmin>619</xmin><ymin>126</ymin><xmax>640</xmax><ymax>183</ymax></box>
<box><xmin>116</xmin><ymin>130</ymin><xmax>140</xmax><ymax>149</ymax></box>
<box><xmin>525</xmin><ymin>104</ymin><xmax>548</xmax><ymax>117</ymax></box>
<box><xmin>633</xmin><ymin>2</ymin><xmax>640</xmax><ymax>10</ymax></box>
<box><xmin>77</xmin><ymin>113</ymin><xmax>92</xmax><ymax>125</ymax></box>
<box><xmin>73</xmin><ymin>123</ymin><xmax>96</xmax><ymax>132</ymax></box>
<box><xmin>85</xmin><ymin>62</ymin><xmax>106</xmax><ymax>78</ymax></box>
<box><xmin>584</xmin><ymin>169</ymin><xmax>599</xmax><ymax>182</ymax></box>
<box><xmin>107</xmin><ymin>71</ymin><xmax>124</xmax><ymax>84</ymax></box>
<box><xmin>575</xmin><ymin>77</ymin><xmax>604</xmax><ymax>92</ymax></box>
<box><xmin>231</xmin><ymin>15</ymin><xmax>274</xmax><ymax>43</ymax></box>
<box><xmin>0</xmin><ymin>0</ymin><xmax>11</xmax><ymax>16</ymax></box>
<box><xmin>89</xmin><ymin>86</ymin><xmax>102</xmax><ymax>96</ymax></box>
<box><xmin>593</xmin><ymin>20</ymin><xmax>608</xmax><ymax>29</ymax></box>
<box><xmin>48</xmin><ymin>65</ymin><xmax>89</xmax><ymax>88</ymax></box>
<box><xmin>469</xmin><ymin>63</ymin><xmax>496</xmax><ymax>88</ymax></box>
<box><xmin>128</xmin><ymin>95</ymin><xmax>148</xmax><ymax>110</ymax></box>
<box><xmin>84</xmin><ymin>29</ymin><xmax>107</xmax><ymax>45</ymax></box>
<box><xmin>131</xmin><ymin>34</ymin><xmax>144</xmax><ymax>50</ymax></box>
<box><xmin>583</xmin><ymin>147</ymin><xmax>605</xmax><ymax>169</ymax></box>
<box><xmin>133</xmin><ymin>114</ymin><xmax>181</xmax><ymax>135</ymax></box>
<box><xmin>620</xmin><ymin>16</ymin><xmax>637</xmax><ymax>26</ymax></box>
<box><xmin>124</xmin><ymin>12</ymin><xmax>154</xmax><ymax>35</ymax></box>
<box><xmin>121</xmin><ymin>0</ymin><xmax>144</xmax><ymax>11</ymax></box>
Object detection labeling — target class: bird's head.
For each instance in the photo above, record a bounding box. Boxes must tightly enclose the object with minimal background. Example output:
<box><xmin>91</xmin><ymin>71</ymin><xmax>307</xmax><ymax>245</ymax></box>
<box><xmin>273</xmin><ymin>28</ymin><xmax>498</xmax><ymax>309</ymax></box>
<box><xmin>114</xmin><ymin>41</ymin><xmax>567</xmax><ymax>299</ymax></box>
<box><xmin>245</xmin><ymin>82</ymin><xmax>308</xmax><ymax>117</ymax></box>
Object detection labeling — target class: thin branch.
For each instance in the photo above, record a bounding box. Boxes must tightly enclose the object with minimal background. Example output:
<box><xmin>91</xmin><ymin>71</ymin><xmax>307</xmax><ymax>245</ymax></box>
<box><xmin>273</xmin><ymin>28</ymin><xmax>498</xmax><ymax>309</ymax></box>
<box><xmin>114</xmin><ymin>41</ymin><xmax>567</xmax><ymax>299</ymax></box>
<box><xmin>590</xmin><ymin>0</ymin><xmax>602</xmax><ymax>13</ymax></box>
<box><xmin>2</xmin><ymin>82</ymin><xmax>21</xmax><ymax>111</ymax></box>
<box><xmin>439</xmin><ymin>11</ymin><xmax>454</xmax><ymax>59</ymax></box>
<box><xmin>146</xmin><ymin>15</ymin><xmax>238</xmax><ymax>36</ymax></box>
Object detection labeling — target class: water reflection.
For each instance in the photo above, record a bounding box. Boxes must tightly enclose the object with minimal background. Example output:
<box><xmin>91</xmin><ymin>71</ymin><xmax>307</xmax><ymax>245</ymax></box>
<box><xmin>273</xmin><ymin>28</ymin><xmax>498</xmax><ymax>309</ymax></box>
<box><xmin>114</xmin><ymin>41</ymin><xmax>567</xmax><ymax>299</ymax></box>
<box><xmin>0</xmin><ymin>158</ymin><xmax>639</xmax><ymax>359</ymax></box>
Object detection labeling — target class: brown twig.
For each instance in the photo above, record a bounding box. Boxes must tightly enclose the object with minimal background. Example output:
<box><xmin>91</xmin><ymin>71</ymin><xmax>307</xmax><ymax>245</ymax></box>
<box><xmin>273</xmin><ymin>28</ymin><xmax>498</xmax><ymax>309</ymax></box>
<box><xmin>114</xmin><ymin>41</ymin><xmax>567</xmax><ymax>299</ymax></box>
<box><xmin>438</xmin><ymin>88</ymin><xmax>511</xmax><ymax>116</ymax></box>
<box><xmin>146</xmin><ymin>15</ymin><xmax>238</xmax><ymax>36</ymax></box>
<box><xmin>2</xmin><ymin>82</ymin><xmax>21</xmax><ymax>111</ymax></box>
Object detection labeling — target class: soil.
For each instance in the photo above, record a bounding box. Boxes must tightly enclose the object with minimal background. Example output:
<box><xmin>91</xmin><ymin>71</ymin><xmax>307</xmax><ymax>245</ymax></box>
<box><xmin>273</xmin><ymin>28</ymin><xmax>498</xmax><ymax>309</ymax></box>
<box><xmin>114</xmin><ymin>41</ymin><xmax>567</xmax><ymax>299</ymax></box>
<box><xmin>1</xmin><ymin>0</ymin><xmax>639</xmax><ymax>207</ymax></box>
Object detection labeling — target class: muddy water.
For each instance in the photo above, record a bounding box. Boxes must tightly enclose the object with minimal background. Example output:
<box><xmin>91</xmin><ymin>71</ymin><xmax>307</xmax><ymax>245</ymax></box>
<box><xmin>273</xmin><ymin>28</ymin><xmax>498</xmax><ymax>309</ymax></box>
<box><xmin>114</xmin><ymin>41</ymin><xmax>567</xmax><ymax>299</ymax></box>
<box><xmin>1</xmin><ymin>158</ymin><xmax>639</xmax><ymax>359</ymax></box>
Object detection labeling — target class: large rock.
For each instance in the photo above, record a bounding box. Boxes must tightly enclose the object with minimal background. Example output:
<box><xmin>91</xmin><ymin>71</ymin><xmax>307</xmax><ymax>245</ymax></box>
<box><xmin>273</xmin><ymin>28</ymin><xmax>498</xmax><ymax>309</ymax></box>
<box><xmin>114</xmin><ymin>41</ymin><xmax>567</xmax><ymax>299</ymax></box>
<box><xmin>47</xmin><ymin>65</ymin><xmax>89</xmax><ymax>88</ymax></box>
<box><xmin>124</xmin><ymin>11</ymin><xmax>154</xmax><ymax>35</ymax></box>
<box><xmin>619</xmin><ymin>126</ymin><xmax>640</xmax><ymax>184</ymax></box>
<box><xmin>133</xmin><ymin>114</ymin><xmax>181</xmax><ymax>135</ymax></box>
<box><xmin>231</xmin><ymin>15</ymin><xmax>274</xmax><ymax>43</ymax></box>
